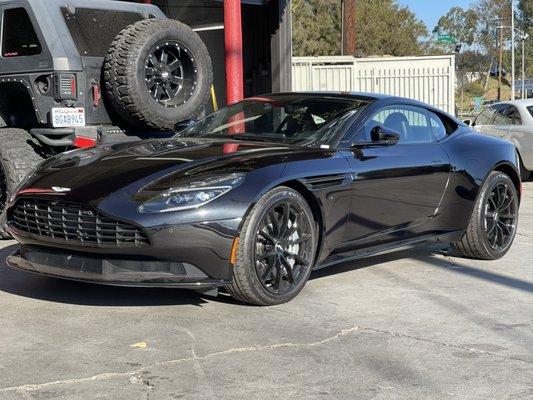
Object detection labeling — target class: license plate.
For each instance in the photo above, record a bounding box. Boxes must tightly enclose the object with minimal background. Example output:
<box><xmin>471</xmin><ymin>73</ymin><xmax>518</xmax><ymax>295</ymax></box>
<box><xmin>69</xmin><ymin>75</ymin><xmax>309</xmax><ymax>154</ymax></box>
<box><xmin>52</xmin><ymin>107</ymin><xmax>86</xmax><ymax>128</ymax></box>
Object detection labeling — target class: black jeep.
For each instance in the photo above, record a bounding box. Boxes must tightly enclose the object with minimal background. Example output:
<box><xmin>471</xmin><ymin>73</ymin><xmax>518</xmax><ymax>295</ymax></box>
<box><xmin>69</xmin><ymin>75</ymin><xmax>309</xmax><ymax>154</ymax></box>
<box><xmin>0</xmin><ymin>0</ymin><xmax>213</xmax><ymax>237</ymax></box>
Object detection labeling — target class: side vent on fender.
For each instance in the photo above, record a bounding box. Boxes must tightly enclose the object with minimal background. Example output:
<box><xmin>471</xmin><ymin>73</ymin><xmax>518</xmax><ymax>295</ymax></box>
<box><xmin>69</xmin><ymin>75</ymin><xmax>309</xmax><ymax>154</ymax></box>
<box><xmin>303</xmin><ymin>174</ymin><xmax>352</xmax><ymax>190</ymax></box>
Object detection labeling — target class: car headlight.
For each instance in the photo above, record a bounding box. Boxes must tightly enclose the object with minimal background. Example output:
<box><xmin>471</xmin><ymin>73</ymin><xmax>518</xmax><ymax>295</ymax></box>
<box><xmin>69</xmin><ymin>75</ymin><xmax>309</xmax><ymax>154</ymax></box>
<box><xmin>138</xmin><ymin>173</ymin><xmax>245</xmax><ymax>213</ymax></box>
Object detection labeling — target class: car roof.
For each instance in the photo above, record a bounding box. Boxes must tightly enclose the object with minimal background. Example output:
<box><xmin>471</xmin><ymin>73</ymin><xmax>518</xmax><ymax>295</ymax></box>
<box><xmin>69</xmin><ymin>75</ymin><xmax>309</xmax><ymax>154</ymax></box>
<box><xmin>266</xmin><ymin>92</ymin><xmax>387</xmax><ymax>102</ymax></box>
<box><xmin>252</xmin><ymin>92</ymin><xmax>465</xmax><ymax>126</ymax></box>
<box><xmin>489</xmin><ymin>99</ymin><xmax>533</xmax><ymax>107</ymax></box>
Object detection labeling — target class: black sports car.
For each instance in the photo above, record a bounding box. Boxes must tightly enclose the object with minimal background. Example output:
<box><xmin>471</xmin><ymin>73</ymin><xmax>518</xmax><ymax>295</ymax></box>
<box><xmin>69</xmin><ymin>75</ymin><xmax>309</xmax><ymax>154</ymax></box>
<box><xmin>5</xmin><ymin>93</ymin><xmax>520</xmax><ymax>305</ymax></box>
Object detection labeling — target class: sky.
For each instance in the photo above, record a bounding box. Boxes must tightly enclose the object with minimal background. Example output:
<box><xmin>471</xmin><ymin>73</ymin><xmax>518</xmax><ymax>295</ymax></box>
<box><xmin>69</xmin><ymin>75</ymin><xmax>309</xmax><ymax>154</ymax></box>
<box><xmin>398</xmin><ymin>0</ymin><xmax>473</xmax><ymax>31</ymax></box>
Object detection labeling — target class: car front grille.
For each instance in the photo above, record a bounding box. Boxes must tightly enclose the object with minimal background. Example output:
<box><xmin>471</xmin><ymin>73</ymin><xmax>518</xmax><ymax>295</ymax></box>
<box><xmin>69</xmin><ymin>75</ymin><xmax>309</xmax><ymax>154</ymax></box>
<box><xmin>10</xmin><ymin>198</ymin><xmax>150</xmax><ymax>247</ymax></box>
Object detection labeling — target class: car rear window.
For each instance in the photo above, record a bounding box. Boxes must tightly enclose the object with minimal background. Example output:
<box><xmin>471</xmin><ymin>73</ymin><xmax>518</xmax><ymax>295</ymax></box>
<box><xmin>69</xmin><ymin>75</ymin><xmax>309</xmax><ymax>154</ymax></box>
<box><xmin>528</xmin><ymin>106</ymin><xmax>533</xmax><ymax>118</ymax></box>
<box><xmin>62</xmin><ymin>8</ymin><xmax>144</xmax><ymax>57</ymax></box>
<box><xmin>2</xmin><ymin>8</ymin><xmax>42</xmax><ymax>57</ymax></box>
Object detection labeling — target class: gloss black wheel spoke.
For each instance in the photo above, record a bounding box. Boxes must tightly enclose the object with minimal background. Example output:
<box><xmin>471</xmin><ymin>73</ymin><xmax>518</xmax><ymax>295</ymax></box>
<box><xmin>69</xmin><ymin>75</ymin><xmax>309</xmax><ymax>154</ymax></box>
<box><xmin>268</xmin><ymin>210</ymin><xmax>280</xmax><ymax>236</ymax></box>
<box><xmin>280</xmin><ymin>255</ymin><xmax>295</xmax><ymax>284</ymax></box>
<box><xmin>258</xmin><ymin>251</ymin><xmax>276</xmax><ymax>261</ymax></box>
<box><xmin>145</xmin><ymin>42</ymin><xmax>196</xmax><ymax>107</ymax></box>
<box><xmin>287</xmin><ymin>233</ymin><xmax>311</xmax><ymax>245</ymax></box>
<box><xmin>258</xmin><ymin>230</ymin><xmax>276</xmax><ymax>243</ymax></box>
<box><xmin>260</xmin><ymin>260</ymin><xmax>276</xmax><ymax>281</ymax></box>
<box><xmin>167</xmin><ymin>59</ymin><xmax>181</xmax><ymax>72</ymax></box>
<box><xmin>499</xmin><ymin>213</ymin><xmax>516</xmax><ymax>220</ymax></box>
<box><xmin>279</xmin><ymin>203</ymin><xmax>290</xmax><ymax>236</ymax></box>
<box><xmin>273</xmin><ymin>264</ymin><xmax>282</xmax><ymax>291</ymax></box>
<box><xmin>285</xmin><ymin>251</ymin><xmax>309</xmax><ymax>267</ymax></box>
<box><xmin>486</xmin><ymin>220</ymin><xmax>497</xmax><ymax>236</ymax></box>
<box><xmin>499</xmin><ymin>221</ymin><xmax>512</xmax><ymax>236</ymax></box>
<box><xmin>284</xmin><ymin>211</ymin><xmax>302</xmax><ymax>239</ymax></box>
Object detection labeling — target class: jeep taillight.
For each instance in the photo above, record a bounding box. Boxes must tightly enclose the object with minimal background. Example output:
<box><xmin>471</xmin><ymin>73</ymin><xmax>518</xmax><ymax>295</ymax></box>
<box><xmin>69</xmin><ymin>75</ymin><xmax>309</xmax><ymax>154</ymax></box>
<box><xmin>54</xmin><ymin>73</ymin><xmax>77</xmax><ymax>100</ymax></box>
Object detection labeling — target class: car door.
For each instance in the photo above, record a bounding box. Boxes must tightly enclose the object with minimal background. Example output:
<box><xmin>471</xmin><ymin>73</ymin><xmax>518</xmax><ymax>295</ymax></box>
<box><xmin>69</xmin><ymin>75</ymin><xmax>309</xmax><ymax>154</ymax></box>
<box><xmin>508</xmin><ymin>105</ymin><xmax>533</xmax><ymax>170</ymax></box>
<box><xmin>475</xmin><ymin>104</ymin><xmax>513</xmax><ymax>139</ymax></box>
<box><xmin>341</xmin><ymin>104</ymin><xmax>451</xmax><ymax>248</ymax></box>
<box><xmin>472</xmin><ymin>105</ymin><xmax>496</xmax><ymax>135</ymax></box>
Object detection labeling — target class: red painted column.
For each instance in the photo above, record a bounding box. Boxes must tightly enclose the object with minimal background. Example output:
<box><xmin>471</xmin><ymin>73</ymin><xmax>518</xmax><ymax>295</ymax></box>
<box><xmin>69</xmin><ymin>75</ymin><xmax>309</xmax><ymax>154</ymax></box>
<box><xmin>224</xmin><ymin>0</ymin><xmax>244</xmax><ymax>105</ymax></box>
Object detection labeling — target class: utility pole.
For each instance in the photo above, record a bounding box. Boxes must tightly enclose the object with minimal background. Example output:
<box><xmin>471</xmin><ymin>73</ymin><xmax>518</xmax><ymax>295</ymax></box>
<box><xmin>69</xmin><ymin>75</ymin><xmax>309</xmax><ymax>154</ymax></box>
<box><xmin>511</xmin><ymin>0</ymin><xmax>515</xmax><ymax>100</ymax></box>
<box><xmin>498</xmin><ymin>25</ymin><xmax>504</xmax><ymax>101</ymax></box>
<box><xmin>343</xmin><ymin>0</ymin><xmax>356</xmax><ymax>56</ymax></box>
<box><xmin>522</xmin><ymin>37</ymin><xmax>526</xmax><ymax>98</ymax></box>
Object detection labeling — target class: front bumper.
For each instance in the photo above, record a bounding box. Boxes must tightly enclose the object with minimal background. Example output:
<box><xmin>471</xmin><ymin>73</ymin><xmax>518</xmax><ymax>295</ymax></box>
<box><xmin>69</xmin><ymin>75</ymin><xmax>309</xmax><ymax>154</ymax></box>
<box><xmin>7</xmin><ymin>214</ymin><xmax>242</xmax><ymax>286</ymax></box>
<box><xmin>7</xmin><ymin>246</ymin><xmax>232</xmax><ymax>288</ymax></box>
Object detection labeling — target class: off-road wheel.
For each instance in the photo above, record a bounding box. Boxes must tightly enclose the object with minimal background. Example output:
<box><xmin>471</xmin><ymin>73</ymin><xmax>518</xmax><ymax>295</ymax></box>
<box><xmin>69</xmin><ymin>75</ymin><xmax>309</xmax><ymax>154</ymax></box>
<box><xmin>0</xmin><ymin>129</ymin><xmax>44</xmax><ymax>239</ymax></box>
<box><xmin>227</xmin><ymin>187</ymin><xmax>318</xmax><ymax>305</ymax></box>
<box><xmin>103</xmin><ymin>18</ymin><xmax>213</xmax><ymax>131</ymax></box>
<box><xmin>453</xmin><ymin>171</ymin><xmax>519</xmax><ymax>260</ymax></box>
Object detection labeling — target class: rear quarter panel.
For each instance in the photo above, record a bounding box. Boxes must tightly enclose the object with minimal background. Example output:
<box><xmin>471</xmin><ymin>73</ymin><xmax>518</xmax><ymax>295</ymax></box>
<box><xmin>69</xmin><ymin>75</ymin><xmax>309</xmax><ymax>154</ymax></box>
<box><xmin>437</xmin><ymin>127</ymin><xmax>519</xmax><ymax>232</ymax></box>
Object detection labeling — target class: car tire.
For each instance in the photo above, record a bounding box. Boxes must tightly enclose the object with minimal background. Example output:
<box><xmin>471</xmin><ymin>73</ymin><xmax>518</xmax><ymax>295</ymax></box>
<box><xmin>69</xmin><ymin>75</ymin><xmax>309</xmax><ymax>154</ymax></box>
<box><xmin>227</xmin><ymin>187</ymin><xmax>318</xmax><ymax>305</ymax></box>
<box><xmin>0</xmin><ymin>129</ymin><xmax>44</xmax><ymax>239</ymax></box>
<box><xmin>103</xmin><ymin>18</ymin><xmax>213</xmax><ymax>130</ymax></box>
<box><xmin>453</xmin><ymin>171</ymin><xmax>519</xmax><ymax>260</ymax></box>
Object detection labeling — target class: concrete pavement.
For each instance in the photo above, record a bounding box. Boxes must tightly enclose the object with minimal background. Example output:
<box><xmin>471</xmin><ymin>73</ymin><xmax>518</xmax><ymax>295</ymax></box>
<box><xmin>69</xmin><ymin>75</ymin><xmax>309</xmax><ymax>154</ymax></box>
<box><xmin>0</xmin><ymin>184</ymin><xmax>531</xmax><ymax>400</ymax></box>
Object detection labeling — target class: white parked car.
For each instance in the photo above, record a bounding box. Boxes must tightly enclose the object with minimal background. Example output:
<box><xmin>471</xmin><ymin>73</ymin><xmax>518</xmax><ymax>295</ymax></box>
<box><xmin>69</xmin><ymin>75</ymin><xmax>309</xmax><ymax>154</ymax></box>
<box><xmin>472</xmin><ymin>99</ymin><xmax>533</xmax><ymax>180</ymax></box>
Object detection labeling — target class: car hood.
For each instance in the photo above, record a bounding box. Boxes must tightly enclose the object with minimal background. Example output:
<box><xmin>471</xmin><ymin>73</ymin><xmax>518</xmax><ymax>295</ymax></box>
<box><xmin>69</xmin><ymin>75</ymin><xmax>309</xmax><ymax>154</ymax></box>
<box><xmin>21</xmin><ymin>138</ymin><xmax>294</xmax><ymax>203</ymax></box>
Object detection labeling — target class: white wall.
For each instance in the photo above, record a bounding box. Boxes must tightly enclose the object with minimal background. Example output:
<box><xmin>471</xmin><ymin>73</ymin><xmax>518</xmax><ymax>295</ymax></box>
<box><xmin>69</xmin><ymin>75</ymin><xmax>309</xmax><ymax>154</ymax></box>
<box><xmin>292</xmin><ymin>55</ymin><xmax>456</xmax><ymax>115</ymax></box>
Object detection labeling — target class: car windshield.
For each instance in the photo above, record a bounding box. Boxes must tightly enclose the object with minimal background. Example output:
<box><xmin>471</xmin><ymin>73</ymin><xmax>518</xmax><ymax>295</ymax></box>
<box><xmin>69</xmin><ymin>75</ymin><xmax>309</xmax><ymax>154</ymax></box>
<box><xmin>527</xmin><ymin>105</ymin><xmax>533</xmax><ymax>118</ymax></box>
<box><xmin>179</xmin><ymin>95</ymin><xmax>371</xmax><ymax>145</ymax></box>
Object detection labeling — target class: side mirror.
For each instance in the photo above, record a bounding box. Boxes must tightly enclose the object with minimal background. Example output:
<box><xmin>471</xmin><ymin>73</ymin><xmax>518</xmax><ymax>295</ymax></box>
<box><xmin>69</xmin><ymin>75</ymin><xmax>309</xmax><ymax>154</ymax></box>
<box><xmin>370</xmin><ymin>126</ymin><xmax>400</xmax><ymax>145</ymax></box>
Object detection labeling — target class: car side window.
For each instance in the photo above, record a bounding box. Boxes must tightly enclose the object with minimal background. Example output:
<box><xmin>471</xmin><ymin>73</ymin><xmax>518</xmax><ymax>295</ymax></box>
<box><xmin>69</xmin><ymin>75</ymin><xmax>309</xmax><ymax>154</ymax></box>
<box><xmin>1</xmin><ymin>8</ymin><xmax>42</xmax><ymax>57</ymax></box>
<box><xmin>493</xmin><ymin>104</ymin><xmax>514</xmax><ymax>125</ymax></box>
<box><xmin>474</xmin><ymin>107</ymin><xmax>496</xmax><ymax>126</ymax></box>
<box><xmin>365</xmin><ymin>105</ymin><xmax>433</xmax><ymax>144</ymax></box>
<box><xmin>508</xmin><ymin>106</ymin><xmax>521</xmax><ymax>125</ymax></box>
<box><xmin>427</xmin><ymin>111</ymin><xmax>448</xmax><ymax>140</ymax></box>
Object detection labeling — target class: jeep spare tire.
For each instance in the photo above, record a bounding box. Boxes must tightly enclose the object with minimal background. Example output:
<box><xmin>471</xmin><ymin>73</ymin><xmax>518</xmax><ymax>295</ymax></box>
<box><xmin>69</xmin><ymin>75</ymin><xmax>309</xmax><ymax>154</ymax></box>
<box><xmin>103</xmin><ymin>19</ymin><xmax>213</xmax><ymax>130</ymax></box>
<box><xmin>0</xmin><ymin>129</ymin><xmax>45</xmax><ymax>239</ymax></box>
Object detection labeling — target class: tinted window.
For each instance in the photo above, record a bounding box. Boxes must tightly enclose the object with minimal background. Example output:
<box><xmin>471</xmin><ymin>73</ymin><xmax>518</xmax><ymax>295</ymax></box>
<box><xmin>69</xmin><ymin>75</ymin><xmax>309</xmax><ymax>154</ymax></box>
<box><xmin>181</xmin><ymin>96</ymin><xmax>370</xmax><ymax>145</ymax></box>
<box><xmin>475</xmin><ymin>107</ymin><xmax>495</xmax><ymax>125</ymax></box>
<box><xmin>2</xmin><ymin>8</ymin><xmax>42</xmax><ymax>57</ymax></box>
<box><xmin>508</xmin><ymin>106</ymin><xmax>521</xmax><ymax>125</ymax></box>
<box><xmin>493</xmin><ymin>104</ymin><xmax>514</xmax><ymax>125</ymax></box>
<box><xmin>428</xmin><ymin>111</ymin><xmax>447</xmax><ymax>140</ymax></box>
<box><xmin>62</xmin><ymin>8</ymin><xmax>143</xmax><ymax>56</ymax></box>
<box><xmin>528</xmin><ymin>106</ymin><xmax>533</xmax><ymax>118</ymax></box>
<box><xmin>366</xmin><ymin>105</ymin><xmax>433</xmax><ymax>143</ymax></box>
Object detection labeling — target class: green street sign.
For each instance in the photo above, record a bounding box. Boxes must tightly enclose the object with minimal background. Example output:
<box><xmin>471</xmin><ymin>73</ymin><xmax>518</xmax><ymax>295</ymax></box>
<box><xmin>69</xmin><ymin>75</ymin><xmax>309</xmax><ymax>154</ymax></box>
<box><xmin>437</xmin><ymin>34</ymin><xmax>456</xmax><ymax>44</ymax></box>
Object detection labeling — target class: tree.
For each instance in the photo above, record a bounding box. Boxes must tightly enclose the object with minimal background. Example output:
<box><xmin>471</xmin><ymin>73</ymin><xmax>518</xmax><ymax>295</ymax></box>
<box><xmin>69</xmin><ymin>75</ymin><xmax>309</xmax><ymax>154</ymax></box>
<box><xmin>292</xmin><ymin>0</ymin><xmax>341</xmax><ymax>56</ymax></box>
<box><xmin>474</xmin><ymin>0</ymin><xmax>512</xmax><ymax>59</ymax></box>
<box><xmin>517</xmin><ymin>0</ymin><xmax>533</xmax><ymax>76</ymax></box>
<box><xmin>291</xmin><ymin>0</ymin><xmax>428</xmax><ymax>57</ymax></box>
<box><xmin>433</xmin><ymin>6</ymin><xmax>478</xmax><ymax>49</ymax></box>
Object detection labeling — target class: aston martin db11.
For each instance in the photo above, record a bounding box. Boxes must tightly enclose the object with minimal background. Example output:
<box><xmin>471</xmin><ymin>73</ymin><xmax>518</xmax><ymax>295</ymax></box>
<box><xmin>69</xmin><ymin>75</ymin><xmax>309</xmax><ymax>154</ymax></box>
<box><xmin>5</xmin><ymin>93</ymin><xmax>520</xmax><ymax>305</ymax></box>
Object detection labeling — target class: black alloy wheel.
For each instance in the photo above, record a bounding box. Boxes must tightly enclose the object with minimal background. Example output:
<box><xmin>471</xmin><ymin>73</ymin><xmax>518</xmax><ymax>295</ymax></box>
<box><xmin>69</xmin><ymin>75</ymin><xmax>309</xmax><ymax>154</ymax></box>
<box><xmin>145</xmin><ymin>42</ymin><xmax>197</xmax><ymax>107</ymax></box>
<box><xmin>484</xmin><ymin>182</ymin><xmax>518</xmax><ymax>252</ymax></box>
<box><xmin>254</xmin><ymin>200</ymin><xmax>314</xmax><ymax>295</ymax></box>
<box><xmin>227</xmin><ymin>186</ymin><xmax>318</xmax><ymax>305</ymax></box>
